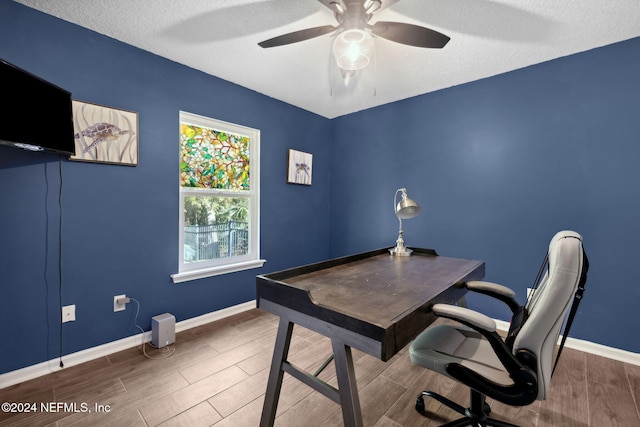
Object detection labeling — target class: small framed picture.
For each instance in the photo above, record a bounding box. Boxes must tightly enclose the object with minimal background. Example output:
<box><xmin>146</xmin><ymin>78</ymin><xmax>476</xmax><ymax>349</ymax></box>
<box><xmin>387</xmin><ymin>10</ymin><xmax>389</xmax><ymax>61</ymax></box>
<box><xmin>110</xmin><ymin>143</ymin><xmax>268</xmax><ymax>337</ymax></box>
<box><xmin>287</xmin><ymin>149</ymin><xmax>313</xmax><ymax>186</ymax></box>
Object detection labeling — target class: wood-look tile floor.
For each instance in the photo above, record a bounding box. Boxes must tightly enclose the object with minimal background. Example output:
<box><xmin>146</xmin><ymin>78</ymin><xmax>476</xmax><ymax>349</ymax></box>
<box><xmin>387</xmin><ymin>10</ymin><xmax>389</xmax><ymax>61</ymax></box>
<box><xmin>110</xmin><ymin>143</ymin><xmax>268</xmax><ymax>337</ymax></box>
<box><xmin>1</xmin><ymin>308</ymin><xmax>639</xmax><ymax>427</ymax></box>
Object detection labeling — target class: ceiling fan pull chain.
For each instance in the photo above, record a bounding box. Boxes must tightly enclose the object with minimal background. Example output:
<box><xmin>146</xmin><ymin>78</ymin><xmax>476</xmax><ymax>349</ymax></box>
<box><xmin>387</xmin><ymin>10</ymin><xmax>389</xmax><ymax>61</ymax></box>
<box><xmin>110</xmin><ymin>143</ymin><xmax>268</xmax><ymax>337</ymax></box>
<box><xmin>373</xmin><ymin>45</ymin><xmax>377</xmax><ymax>97</ymax></box>
<box><xmin>329</xmin><ymin>46</ymin><xmax>335</xmax><ymax>97</ymax></box>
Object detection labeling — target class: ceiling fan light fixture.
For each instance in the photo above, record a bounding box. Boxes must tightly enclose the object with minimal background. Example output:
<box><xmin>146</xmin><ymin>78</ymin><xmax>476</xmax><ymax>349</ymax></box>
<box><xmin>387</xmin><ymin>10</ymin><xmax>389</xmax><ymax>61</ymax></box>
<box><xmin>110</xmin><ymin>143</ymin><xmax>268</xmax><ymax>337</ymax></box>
<box><xmin>332</xmin><ymin>29</ymin><xmax>374</xmax><ymax>71</ymax></box>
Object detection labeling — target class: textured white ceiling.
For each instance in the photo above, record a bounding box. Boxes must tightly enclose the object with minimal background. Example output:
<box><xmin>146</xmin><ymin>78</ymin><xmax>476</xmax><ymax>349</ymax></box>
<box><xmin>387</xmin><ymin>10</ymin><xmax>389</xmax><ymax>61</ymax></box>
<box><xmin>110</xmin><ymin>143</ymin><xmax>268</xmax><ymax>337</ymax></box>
<box><xmin>13</xmin><ymin>0</ymin><xmax>640</xmax><ymax>118</ymax></box>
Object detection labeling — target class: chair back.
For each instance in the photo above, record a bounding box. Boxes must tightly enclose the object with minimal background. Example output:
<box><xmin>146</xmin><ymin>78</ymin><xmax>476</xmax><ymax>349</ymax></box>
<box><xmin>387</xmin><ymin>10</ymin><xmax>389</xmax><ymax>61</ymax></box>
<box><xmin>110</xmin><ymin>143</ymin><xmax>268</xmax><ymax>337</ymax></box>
<box><xmin>514</xmin><ymin>230</ymin><xmax>587</xmax><ymax>400</ymax></box>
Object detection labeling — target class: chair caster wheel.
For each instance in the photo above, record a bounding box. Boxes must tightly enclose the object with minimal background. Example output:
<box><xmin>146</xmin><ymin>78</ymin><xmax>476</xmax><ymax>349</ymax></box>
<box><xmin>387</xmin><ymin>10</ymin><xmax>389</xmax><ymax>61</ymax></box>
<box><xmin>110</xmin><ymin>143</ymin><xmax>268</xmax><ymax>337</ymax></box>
<box><xmin>415</xmin><ymin>396</ymin><xmax>426</xmax><ymax>414</ymax></box>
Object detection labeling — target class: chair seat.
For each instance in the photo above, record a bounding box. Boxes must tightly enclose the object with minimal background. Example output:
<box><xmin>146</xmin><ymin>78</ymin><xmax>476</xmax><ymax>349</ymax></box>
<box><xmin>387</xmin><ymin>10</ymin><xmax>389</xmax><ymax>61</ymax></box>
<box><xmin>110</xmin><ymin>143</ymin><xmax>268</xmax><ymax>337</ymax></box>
<box><xmin>410</xmin><ymin>324</ymin><xmax>513</xmax><ymax>386</ymax></box>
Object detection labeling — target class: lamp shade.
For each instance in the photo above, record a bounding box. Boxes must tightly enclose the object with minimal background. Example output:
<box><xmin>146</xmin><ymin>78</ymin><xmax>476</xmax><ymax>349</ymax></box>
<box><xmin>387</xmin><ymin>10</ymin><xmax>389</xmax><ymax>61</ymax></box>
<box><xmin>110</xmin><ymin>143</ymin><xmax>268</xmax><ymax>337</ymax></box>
<box><xmin>396</xmin><ymin>194</ymin><xmax>422</xmax><ymax>219</ymax></box>
<box><xmin>332</xmin><ymin>29</ymin><xmax>374</xmax><ymax>71</ymax></box>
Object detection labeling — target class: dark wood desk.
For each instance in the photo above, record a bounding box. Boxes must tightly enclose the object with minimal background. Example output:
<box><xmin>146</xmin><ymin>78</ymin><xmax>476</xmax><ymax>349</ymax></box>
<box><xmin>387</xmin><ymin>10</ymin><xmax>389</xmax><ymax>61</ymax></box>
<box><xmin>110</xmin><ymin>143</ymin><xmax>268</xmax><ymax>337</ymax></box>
<box><xmin>256</xmin><ymin>248</ymin><xmax>484</xmax><ymax>427</ymax></box>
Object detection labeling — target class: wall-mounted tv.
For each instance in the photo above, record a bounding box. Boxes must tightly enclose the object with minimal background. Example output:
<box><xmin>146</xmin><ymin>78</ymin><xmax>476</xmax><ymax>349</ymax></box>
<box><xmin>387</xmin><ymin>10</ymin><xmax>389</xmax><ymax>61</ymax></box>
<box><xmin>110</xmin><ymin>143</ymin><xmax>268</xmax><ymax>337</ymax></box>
<box><xmin>0</xmin><ymin>58</ymin><xmax>75</xmax><ymax>156</ymax></box>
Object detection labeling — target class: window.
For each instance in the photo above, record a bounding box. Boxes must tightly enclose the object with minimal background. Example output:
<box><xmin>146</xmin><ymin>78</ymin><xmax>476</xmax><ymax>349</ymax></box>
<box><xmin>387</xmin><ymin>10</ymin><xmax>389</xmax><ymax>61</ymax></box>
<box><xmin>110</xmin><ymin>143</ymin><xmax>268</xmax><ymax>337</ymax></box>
<box><xmin>171</xmin><ymin>112</ymin><xmax>264</xmax><ymax>283</ymax></box>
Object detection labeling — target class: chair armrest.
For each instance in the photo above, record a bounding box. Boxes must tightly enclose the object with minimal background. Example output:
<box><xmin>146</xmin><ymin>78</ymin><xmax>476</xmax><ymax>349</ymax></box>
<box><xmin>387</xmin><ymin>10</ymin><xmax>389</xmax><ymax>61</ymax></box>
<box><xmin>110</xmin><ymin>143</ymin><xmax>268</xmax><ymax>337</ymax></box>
<box><xmin>466</xmin><ymin>280</ymin><xmax>515</xmax><ymax>298</ymax></box>
<box><xmin>466</xmin><ymin>280</ymin><xmax>521</xmax><ymax>312</ymax></box>
<box><xmin>432</xmin><ymin>304</ymin><xmax>496</xmax><ymax>333</ymax></box>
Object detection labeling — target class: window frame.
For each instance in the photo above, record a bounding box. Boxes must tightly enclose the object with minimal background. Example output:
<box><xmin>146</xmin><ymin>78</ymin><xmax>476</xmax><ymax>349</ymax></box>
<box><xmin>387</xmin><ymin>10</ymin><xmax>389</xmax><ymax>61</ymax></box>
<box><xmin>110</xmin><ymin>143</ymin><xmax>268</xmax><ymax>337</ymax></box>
<box><xmin>171</xmin><ymin>111</ymin><xmax>264</xmax><ymax>284</ymax></box>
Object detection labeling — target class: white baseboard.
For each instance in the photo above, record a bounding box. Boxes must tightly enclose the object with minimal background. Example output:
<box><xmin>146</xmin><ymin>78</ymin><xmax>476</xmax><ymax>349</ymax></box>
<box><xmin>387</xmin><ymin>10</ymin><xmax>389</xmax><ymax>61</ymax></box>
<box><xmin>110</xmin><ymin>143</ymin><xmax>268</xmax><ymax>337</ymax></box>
<box><xmin>0</xmin><ymin>300</ymin><xmax>256</xmax><ymax>389</ymax></box>
<box><xmin>494</xmin><ymin>320</ymin><xmax>640</xmax><ymax>366</ymax></box>
<box><xmin>2</xmin><ymin>303</ymin><xmax>638</xmax><ymax>389</ymax></box>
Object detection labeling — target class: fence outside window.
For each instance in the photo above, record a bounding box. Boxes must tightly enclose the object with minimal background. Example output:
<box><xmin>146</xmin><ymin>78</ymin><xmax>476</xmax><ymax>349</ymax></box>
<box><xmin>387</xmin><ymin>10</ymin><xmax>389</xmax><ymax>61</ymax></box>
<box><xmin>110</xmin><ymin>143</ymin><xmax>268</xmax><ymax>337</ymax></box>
<box><xmin>183</xmin><ymin>221</ymin><xmax>248</xmax><ymax>262</ymax></box>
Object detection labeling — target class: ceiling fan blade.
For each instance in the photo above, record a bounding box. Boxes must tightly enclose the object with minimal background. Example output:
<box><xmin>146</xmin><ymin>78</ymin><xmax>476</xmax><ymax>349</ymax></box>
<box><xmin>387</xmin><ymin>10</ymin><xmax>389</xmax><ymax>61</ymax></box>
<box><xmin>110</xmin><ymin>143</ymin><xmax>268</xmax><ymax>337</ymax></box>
<box><xmin>258</xmin><ymin>25</ymin><xmax>337</xmax><ymax>48</ymax></box>
<box><xmin>371</xmin><ymin>21</ymin><xmax>450</xmax><ymax>48</ymax></box>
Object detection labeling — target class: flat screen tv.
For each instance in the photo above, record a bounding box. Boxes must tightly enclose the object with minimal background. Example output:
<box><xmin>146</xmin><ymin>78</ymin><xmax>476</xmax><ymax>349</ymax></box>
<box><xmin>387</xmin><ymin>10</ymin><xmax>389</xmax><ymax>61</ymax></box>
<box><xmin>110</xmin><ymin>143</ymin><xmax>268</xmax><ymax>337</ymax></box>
<box><xmin>0</xmin><ymin>58</ymin><xmax>75</xmax><ymax>156</ymax></box>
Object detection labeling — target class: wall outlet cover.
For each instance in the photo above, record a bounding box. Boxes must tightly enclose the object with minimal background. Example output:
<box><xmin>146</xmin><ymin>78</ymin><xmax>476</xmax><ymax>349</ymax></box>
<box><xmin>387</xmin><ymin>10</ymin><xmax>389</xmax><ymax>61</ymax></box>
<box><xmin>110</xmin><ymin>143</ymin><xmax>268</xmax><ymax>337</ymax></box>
<box><xmin>62</xmin><ymin>305</ymin><xmax>76</xmax><ymax>322</ymax></box>
<box><xmin>114</xmin><ymin>294</ymin><xmax>127</xmax><ymax>312</ymax></box>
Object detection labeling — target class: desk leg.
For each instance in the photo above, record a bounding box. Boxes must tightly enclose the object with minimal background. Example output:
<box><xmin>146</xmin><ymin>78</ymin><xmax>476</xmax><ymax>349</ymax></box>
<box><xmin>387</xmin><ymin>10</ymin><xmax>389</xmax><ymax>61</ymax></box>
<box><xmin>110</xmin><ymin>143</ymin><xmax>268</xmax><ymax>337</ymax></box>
<box><xmin>332</xmin><ymin>340</ymin><xmax>363</xmax><ymax>427</ymax></box>
<box><xmin>260</xmin><ymin>317</ymin><xmax>294</xmax><ymax>427</ymax></box>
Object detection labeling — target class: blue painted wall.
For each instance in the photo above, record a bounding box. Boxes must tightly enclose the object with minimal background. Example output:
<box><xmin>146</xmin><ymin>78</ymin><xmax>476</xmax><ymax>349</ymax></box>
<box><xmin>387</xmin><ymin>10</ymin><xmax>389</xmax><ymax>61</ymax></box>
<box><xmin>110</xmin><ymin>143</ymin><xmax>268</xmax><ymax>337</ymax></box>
<box><xmin>2</xmin><ymin>1</ymin><xmax>639</xmax><ymax>376</ymax></box>
<box><xmin>330</xmin><ymin>37</ymin><xmax>640</xmax><ymax>353</ymax></box>
<box><xmin>0</xmin><ymin>1</ymin><xmax>331</xmax><ymax>374</ymax></box>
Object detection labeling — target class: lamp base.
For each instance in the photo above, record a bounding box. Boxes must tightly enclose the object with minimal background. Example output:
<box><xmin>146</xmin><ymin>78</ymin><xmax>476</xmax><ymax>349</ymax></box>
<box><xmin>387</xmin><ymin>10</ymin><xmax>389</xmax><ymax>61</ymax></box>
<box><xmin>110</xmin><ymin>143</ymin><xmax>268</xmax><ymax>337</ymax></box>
<box><xmin>389</xmin><ymin>247</ymin><xmax>413</xmax><ymax>256</ymax></box>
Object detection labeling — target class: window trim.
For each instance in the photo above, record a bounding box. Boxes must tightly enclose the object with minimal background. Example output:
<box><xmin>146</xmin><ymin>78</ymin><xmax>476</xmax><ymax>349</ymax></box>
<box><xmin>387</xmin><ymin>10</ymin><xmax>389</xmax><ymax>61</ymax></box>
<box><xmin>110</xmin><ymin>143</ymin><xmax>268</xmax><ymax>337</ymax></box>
<box><xmin>172</xmin><ymin>112</ymin><xmax>264</xmax><ymax>283</ymax></box>
<box><xmin>171</xmin><ymin>259</ymin><xmax>266</xmax><ymax>283</ymax></box>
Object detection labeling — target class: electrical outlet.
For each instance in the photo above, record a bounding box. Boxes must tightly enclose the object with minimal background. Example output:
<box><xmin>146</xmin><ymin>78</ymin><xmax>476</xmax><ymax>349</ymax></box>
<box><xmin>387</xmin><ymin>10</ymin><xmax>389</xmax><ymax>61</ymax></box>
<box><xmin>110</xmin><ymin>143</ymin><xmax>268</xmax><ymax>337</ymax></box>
<box><xmin>62</xmin><ymin>305</ymin><xmax>76</xmax><ymax>323</ymax></box>
<box><xmin>114</xmin><ymin>294</ymin><xmax>127</xmax><ymax>312</ymax></box>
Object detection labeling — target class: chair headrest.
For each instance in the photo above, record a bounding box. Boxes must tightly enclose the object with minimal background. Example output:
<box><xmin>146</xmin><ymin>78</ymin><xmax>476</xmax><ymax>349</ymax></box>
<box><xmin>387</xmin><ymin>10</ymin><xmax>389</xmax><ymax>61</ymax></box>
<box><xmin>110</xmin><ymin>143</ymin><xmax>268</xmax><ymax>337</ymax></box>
<box><xmin>549</xmin><ymin>230</ymin><xmax>582</xmax><ymax>251</ymax></box>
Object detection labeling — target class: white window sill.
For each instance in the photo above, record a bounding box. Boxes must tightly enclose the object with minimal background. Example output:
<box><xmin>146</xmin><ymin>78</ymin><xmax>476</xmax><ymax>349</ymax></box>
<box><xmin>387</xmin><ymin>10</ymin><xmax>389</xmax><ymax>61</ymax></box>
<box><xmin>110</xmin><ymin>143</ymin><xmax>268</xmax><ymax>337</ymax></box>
<box><xmin>171</xmin><ymin>259</ymin><xmax>266</xmax><ymax>283</ymax></box>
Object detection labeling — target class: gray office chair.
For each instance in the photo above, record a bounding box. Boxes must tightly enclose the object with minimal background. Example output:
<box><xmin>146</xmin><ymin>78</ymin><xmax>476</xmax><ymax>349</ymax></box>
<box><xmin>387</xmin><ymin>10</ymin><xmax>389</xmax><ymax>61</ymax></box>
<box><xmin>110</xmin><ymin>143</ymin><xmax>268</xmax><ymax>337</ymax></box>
<box><xmin>409</xmin><ymin>230</ymin><xmax>588</xmax><ymax>427</ymax></box>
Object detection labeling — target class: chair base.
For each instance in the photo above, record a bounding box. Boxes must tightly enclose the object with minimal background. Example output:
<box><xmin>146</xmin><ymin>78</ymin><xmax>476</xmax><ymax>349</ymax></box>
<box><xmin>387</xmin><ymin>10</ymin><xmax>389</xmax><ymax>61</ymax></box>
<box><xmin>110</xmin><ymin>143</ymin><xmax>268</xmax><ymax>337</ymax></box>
<box><xmin>415</xmin><ymin>389</ymin><xmax>519</xmax><ymax>427</ymax></box>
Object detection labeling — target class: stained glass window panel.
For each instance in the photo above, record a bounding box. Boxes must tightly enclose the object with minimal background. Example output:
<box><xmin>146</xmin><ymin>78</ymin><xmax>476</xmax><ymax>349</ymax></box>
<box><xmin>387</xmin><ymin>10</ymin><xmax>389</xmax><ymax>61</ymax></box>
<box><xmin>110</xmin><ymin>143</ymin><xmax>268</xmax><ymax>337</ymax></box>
<box><xmin>180</xmin><ymin>123</ymin><xmax>250</xmax><ymax>191</ymax></box>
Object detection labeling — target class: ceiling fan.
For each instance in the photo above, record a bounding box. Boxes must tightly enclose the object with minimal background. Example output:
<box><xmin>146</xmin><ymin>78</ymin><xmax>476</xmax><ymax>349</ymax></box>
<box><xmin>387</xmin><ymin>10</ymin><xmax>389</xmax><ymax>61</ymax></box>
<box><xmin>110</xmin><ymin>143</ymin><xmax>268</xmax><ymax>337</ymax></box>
<box><xmin>258</xmin><ymin>0</ymin><xmax>450</xmax><ymax>71</ymax></box>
